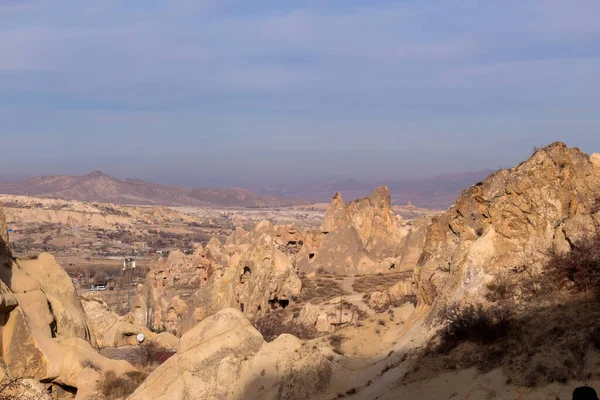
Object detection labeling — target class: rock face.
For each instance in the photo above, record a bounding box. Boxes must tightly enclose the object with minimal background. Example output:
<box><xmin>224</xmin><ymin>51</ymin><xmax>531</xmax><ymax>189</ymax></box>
<box><xmin>414</xmin><ymin>142</ymin><xmax>600</xmax><ymax>306</ymax></box>
<box><xmin>18</xmin><ymin>254</ymin><xmax>96</xmax><ymax>342</ymax></box>
<box><xmin>129</xmin><ymin>308</ymin><xmax>334</xmax><ymax>400</ymax></box>
<box><xmin>180</xmin><ymin>223</ymin><xmax>302</xmax><ymax>333</ymax></box>
<box><xmin>347</xmin><ymin>186</ymin><xmax>404</xmax><ymax>260</ymax></box>
<box><xmin>141</xmin><ymin>222</ymin><xmax>302</xmax><ymax>336</ymax></box>
<box><xmin>295</xmin><ymin>187</ymin><xmax>408</xmax><ymax>275</ymax></box>
<box><xmin>0</xmin><ymin>202</ymin><xmax>137</xmax><ymax>394</ymax></box>
<box><xmin>80</xmin><ymin>293</ymin><xmax>178</xmax><ymax>350</ymax></box>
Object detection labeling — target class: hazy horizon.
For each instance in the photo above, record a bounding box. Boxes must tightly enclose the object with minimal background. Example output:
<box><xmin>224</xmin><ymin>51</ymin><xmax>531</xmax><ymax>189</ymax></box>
<box><xmin>2</xmin><ymin>1</ymin><xmax>600</xmax><ymax>185</ymax></box>
<box><xmin>0</xmin><ymin>167</ymin><xmax>497</xmax><ymax>189</ymax></box>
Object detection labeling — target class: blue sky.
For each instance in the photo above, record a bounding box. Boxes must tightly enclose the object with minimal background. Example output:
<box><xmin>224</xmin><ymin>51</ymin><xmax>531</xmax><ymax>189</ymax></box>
<box><xmin>1</xmin><ymin>0</ymin><xmax>600</xmax><ymax>186</ymax></box>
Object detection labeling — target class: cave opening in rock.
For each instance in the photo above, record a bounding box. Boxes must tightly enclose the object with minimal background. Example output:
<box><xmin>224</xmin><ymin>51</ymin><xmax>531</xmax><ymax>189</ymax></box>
<box><xmin>240</xmin><ymin>303</ymin><xmax>245</xmax><ymax>313</ymax></box>
<box><xmin>269</xmin><ymin>298</ymin><xmax>289</xmax><ymax>310</ymax></box>
<box><xmin>309</xmin><ymin>253</ymin><xmax>315</xmax><ymax>259</ymax></box>
<box><xmin>240</xmin><ymin>266</ymin><xmax>251</xmax><ymax>283</ymax></box>
<box><xmin>389</xmin><ymin>263</ymin><xmax>396</xmax><ymax>271</ymax></box>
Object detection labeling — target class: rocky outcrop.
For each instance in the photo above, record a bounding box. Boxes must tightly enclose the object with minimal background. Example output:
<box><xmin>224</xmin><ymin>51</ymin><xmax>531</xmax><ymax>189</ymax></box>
<box><xmin>17</xmin><ymin>253</ymin><xmax>96</xmax><ymax>342</ymax></box>
<box><xmin>414</xmin><ymin>142</ymin><xmax>600</xmax><ymax>306</ymax></box>
<box><xmin>141</xmin><ymin>222</ymin><xmax>302</xmax><ymax>335</ymax></box>
<box><xmin>347</xmin><ymin>186</ymin><xmax>404</xmax><ymax>260</ymax></box>
<box><xmin>80</xmin><ymin>293</ymin><xmax>178</xmax><ymax>350</ymax></box>
<box><xmin>181</xmin><ymin>223</ymin><xmax>302</xmax><ymax>332</ymax></box>
<box><xmin>295</xmin><ymin>187</ymin><xmax>408</xmax><ymax>275</ymax></box>
<box><xmin>129</xmin><ymin>308</ymin><xmax>334</xmax><ymax>400</ymax></box>
<box><xmin>0</xmin><ymin>201</ymin><xmax>138</xmax><ymax>395</ymax></box>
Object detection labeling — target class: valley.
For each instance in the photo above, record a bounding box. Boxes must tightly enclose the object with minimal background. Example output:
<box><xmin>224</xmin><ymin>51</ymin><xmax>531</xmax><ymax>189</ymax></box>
<box><xmin>1</xmin><ymin>143</ymin><xmax>600</xmax><ymax>400</ymax></box>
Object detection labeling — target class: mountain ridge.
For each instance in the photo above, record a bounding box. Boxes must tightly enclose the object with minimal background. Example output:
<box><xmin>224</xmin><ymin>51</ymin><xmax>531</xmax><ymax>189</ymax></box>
<box><xmin>0</xmin><ymin>171</ymin><xmax>306</xmax><ymax>208</ymax></box>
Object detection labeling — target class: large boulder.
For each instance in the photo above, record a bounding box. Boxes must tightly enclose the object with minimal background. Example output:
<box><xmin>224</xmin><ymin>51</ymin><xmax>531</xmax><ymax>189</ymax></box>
<box><xmin>0</xmin><ymin>200</ymin><xmax>138</xmax><ymax>394</ymax></box>
<box><xmin>17</xmin><ymin>253</ymin><xmax>96</xmax><ymax>343</ymax></box>
<box><xmin>80</xmin><ymin>293</ymin><xmax>178</xmax><ymax>350</ymax></box>
<box><xmin>129</xmin><ymin>308</ymin><xmax>335</xmax><ymax>400</ymax></box>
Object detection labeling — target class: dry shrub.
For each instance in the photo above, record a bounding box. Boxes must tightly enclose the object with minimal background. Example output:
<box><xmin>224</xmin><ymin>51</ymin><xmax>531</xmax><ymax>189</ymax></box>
<box><xmin>0</xmin><ymin>375</ymin><xmax>55</xmax><ymax>399</ymax></box>
<box><xmin>80</xmin><ymin>359</ymin><xmax>102</xmax><ymax>372</ymax></box>
<box><xmin>0</xmin><ymin>377</ymin><xmax>22</xmax><ymax>400</ymax></box>
<box><xmin>98</xmin><ymin>370</ymin><xmax>148</xmax><ymax>399</ymax></box>
<box><xmin>546</xmin><ymin>234</ymin><xmax>600</xmax><ymax>293</ymax></box>
<box><xmin>137</xmin><ymin>340</ymin><xmax>165</xmax><ymax>367</ymax></box>
<box><xmin>484</xmin><ymin>276</ymin><xmax>516</xmax><ymax>303</ymax></box>
<box><xmin>435</xmin><ymin>303</ymin><xmax>513</xmax><ymax>354</ymax></box>
<box><xmin>329</xmin><ymin>334</ymin><xmax>345</xmax><ymax>354</ymax></box>
<box><xmin>352</xmin><ymin>271</ymin><xmax>412</xmax><ymax>293</ymax></box>
<box><xmin>252</xmin><ymin>311</ymin><xmax>317</xmax><ymax>342</ymax></box>
<box><xmin>297</xmin><ymin>277</ymin><xmax>347</xmax><ymax>305</ymax></box>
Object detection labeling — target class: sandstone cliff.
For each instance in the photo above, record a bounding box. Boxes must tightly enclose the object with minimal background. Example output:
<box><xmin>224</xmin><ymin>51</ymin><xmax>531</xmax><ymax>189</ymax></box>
<box><xmin>414</xmin><ymin>142</ymin><xmax>600</xmax><ymax>307</ymax></box>
<box><xmin>0</xmin><ymin>202</ymin><xmax>138</xmax><ymax>398</ymax></box>
<box><xmin>295</xmin><ymin>187</ymin><xmax>408</xmax><ymax>275</ymax></box>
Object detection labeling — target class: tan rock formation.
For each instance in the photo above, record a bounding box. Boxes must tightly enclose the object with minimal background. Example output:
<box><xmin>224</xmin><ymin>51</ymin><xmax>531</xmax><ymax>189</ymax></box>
<box><xmin>0</xmin><ymin>201</ymin><xmax>138</xmax><ymax>394</ymax></box>
<box><xmin>347</xmin><ymin>186</ymin><xmax>404</xmax><ymax>261</ymax></box>
<box><xmin>414</xmin><ymin>142</ymin><xmax>600</xmax><ymax>306</ymax></box>
<box><xmin>181</xmin><ymin>223</ymin><xmax>302</xmax><ymax>331</ymax></box>
<box><xmin>129</xmin><ymin>308</ymin><xmax>334</xmax><ymax>400</ymax></box>
<box><xmin>80</xmin><ymin>293</ymin><xmax>178</xmax><ymax>350</ymax></box>
<box><xmin>296</xmin><ymin>187</ymin><xmax>406</xmax><ymax>275</ymax></box>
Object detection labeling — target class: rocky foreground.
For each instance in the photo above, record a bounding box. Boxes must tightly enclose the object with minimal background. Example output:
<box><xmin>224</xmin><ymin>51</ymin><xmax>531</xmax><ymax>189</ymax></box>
<box><xmin>1</xmin><ymin>142</ymin><xmax>600</xmax><ymax>399</ymax></box>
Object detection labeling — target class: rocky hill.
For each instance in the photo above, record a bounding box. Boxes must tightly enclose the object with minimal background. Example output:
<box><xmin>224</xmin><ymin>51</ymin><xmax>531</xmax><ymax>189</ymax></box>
<box><xmin>0</xmin><ymin>171</ymin><xmax>306</xmax><ymax>208</ymax></box>
<box><xmin>7</xmin><ymin>142</ymin><xmax>600</xmax><ymax>400</ymax></box>
<box><xmin>0</xmin><ymin>201</ymin><xmax>146</xmax><ymax>399</ymax></box>
<box><xmin>125</xmin><ymin>142</ymin><xmax>600</xmax><ymax>399</ymax></box>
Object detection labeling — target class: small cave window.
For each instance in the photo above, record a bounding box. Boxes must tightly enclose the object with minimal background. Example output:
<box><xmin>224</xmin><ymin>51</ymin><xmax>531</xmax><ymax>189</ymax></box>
<box><xmin>268</xmin><ymin>298</ymin><xmax>290</xmax><ymax>310</ymax></box>
<box><xmin>258</xmin><ymin>305</ymin><xmax>261</xmax><ymax>311</ymax></box>
<box><xmin>309</xmin><ymin>253</ymin><xmax>315</xmax><ymax>259</ymax></box>
<box><xmin>240</xmin><ymin>303</ymin><xmax>245</xmax><ymax>313</ymax></box>
<box><xmin>240</xmin><ymin>266</ymin><xmax>251</xmax><ymax>283</ymax></box>
<box><xmin>389</xmin><ymin>263</ymin><xmax>396</xmax><ymax>271</ymax></box>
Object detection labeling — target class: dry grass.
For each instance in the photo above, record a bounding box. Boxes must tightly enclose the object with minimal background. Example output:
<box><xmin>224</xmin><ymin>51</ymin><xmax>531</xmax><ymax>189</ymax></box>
<box><xmin>545</xmin><ymin>233</ymin><xmax>600</xmax><ymax>293</ymax></box>
<box><xmin>296</xmin><ymin>277</ymin><xmax>348</xmax><ymax>305</ymax></box>
<box><xmin>80</xmin><ymin>359</ymin><xmax>102</xmax><ymax>372</ymax></box>
<box><xmin>411</xmin><ymin>294</ymin><xmax>600</xmax><ymax>387</ymax></box>
<box><xmin>252</xmin><ymin>311</ymin><xmax>318</xmax><ymax>342</ymax></box>
<box><xmin>329</xmin><ymin>334</ymin><xmax>345</xmax><ymax>355</ymax></box>
<box><xmin>407</xmin><ymin>238</ymin><xmax>600</xmax><ymax>388</ymax></box>
<box><xmin>434</xmin><ymin>303</ymin><xmax>513</xmax><ymax>355</ymax></box>
<box><xmin>352</xmin><ymin>271</ymin><xmax>412</xmax><ymax>293</ymax></box>
<box><xmin>98</xmin><ymin>370</ymin><xmax>148</xmax><ymax>399</ymax></box>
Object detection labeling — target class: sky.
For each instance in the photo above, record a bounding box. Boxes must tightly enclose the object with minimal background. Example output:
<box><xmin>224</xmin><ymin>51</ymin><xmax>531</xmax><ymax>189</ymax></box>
<box><xmin>1</xmin><ymin>0</ymin><xmax>600</xmax><ymax>187</ymax></box>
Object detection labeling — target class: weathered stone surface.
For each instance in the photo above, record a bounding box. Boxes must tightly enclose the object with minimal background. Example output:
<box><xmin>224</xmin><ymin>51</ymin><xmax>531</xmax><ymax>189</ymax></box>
<box><xmin>347</xmin><ymin>186</ymin><xmax>403</xmax><ymax>261</ymax></box>
<box><xmin>129</xmin><ymin>308</ymin><xmax>264</xmax><ymax>400</ymax></box>
<box><xmin>17</xmin><ymin>253</ymin><xmax>96</xmax><ymax>343</ymax></box>
<box><xmin>396</xmin><ymin>216</ymin><xmax>432</xmax><ymax>271</ymax></box>
<box><xmin>0</xmin><ymin>200</ymin><xmax>138</xmax><ymax>394</ymax></box>
<box><xmin>296</xmin><ymin>187</ymin><xmax>406</xmax><ymax>275</ymax></box>
<box><xmin>181</xmin><ymin>226</ymin><xmax>302</xmax><ymax>332</ymax></box>
<box><xmin>80</xmin><ymin>293</ymin><xmax>178</xmax><ymax>350</ymax></box>
<box><xmin>129</xmin><ymin>308</ymin><xmax>333</xmax><ymax>400</ymax></box>
<box><xmin>414</xmin><ymin>142</ymin><xmax>600</xmax><ymax>306</ymax></box>
<box><xmin>141</xmin><ymin>221</ymin><xmax>303</xmax><ymax>335</ymax></box>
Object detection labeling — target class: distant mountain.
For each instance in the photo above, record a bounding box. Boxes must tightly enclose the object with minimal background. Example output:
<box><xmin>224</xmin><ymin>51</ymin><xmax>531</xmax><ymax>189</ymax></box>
<box><xmin>253</xmin><ymin>170</ymin><xmax>495</xmax><ymax>209</ymax></box>
<box><xmin>0</xmin><ymin>171</ymin><xmax>306</xmax><ymax>208</ymax></box>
